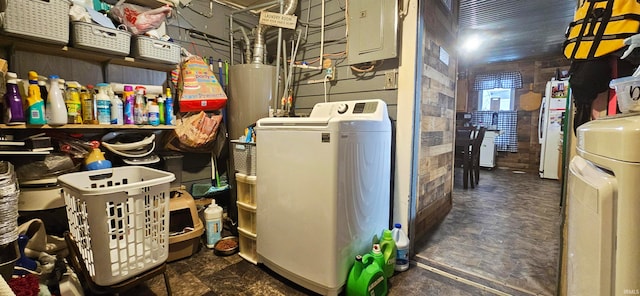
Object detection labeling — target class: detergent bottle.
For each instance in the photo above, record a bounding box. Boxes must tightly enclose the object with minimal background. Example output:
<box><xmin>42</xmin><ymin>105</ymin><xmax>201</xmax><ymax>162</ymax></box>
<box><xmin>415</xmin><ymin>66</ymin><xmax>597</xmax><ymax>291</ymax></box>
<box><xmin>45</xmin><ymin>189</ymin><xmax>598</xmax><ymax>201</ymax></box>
<box><xmin>204</xmin><ymin>199</ymin><xmax>223</xmax><ymax>248</ymax></box>
<box><xmin>370</xmin><ymin>244</ymin><xmax>385</xmax><ymax>276</ymax></box>
<box><xmin>45</xmin><ymin>75</ymin><xmax>67</xmax><ymax>126</ymax></box>
<box><xmin>4</xmin><ymin>72</ymin><xmax>26</xmax><ymax>124</ymax></box>
<box><xmin>26</xmin><ymin>71</ymin><xmax>46</xmax><ymax>125</ymax></box>
<box><xmin>345</xmin><ymin>254</ymin><xmax>387</xmax><ymax>296</ymax></box>
<box><xmin>379</xmin><ymin>229</ymin><xmax>397</xmax><ymax>278</ymax></box>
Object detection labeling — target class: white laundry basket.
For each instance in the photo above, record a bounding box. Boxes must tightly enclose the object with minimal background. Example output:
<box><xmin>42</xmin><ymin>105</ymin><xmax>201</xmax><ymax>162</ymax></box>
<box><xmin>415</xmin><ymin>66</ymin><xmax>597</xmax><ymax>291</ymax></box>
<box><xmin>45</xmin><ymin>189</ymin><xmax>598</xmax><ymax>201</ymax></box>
<box><xmin>58</xmin><ymin>166</ymin><xmax>174</xmax><ymax>286</ymax></box>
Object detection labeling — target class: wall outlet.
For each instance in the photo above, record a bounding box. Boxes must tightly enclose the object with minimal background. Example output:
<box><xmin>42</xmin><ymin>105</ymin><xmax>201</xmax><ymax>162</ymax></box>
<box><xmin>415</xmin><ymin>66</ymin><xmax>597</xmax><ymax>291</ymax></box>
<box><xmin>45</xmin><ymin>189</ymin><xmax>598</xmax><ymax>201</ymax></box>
<box><xmin>385</xmin><ymin>70</ymin><xmax>397</xmax><ymax>89</ymax></box>
<box><xmin>326</xmin><ymin>66</ymin><xmax>336</xmax><ymax>81</ymax></box>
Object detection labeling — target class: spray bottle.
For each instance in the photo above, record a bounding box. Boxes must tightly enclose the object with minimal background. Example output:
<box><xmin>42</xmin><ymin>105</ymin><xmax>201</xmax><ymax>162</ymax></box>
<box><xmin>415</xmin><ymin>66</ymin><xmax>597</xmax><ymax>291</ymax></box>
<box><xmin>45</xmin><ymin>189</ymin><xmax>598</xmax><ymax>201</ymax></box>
<box><xmin>164</xmin><ymin>88</ymin><xmax>174</xmax><ymax>125</ymax></box>
<box><xmin>26</xmin><ymin>71</ymin><xmax>46</xmax><ymax>125</ymax></box>
<box><xmin>122</xmin><ymin>85</ymin><xmax>135</xmax><ymax>125</ymax></box>
<box><xmin>134</xmin><ymin>87</ymin><xmax>146</xmax><ymax>125</ymax></box>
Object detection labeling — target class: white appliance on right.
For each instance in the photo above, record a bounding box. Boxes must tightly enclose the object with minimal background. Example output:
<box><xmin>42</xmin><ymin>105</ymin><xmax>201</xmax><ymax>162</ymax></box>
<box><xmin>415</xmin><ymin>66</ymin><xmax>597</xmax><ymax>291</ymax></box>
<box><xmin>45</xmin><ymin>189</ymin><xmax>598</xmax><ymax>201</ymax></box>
<box><xmin>538</xmin><ymin>79</ymin><xmax>569</xmax><ymax>179</ymax></box>
<box><xmin>566</xmin><ymin>114</ymin><xmax>640</xmax><ymax>295</ymax></box>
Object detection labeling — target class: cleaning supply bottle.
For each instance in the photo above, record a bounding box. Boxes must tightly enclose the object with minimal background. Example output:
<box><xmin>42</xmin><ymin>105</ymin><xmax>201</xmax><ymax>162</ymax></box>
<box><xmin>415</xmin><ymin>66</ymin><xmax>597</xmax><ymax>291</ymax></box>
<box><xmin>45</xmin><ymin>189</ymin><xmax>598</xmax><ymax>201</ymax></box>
<box><xmin>157</xmin><ymin>96</ymin><xmax>165</xmax><ymax>125</ymax></box>
<box><xmin>84</xmin><ymin>141</ymin><xmax>111</xmax><ymax>170</ymax></box>
<box><xmin>37</xmin><ymin>79</ymin><xmax>48</xmax><ymax>103</ymax></box>
<box><xmin>345</xmin><ymin>254</ymin><xmax>387</xmax><ymax>296</ymax></box>
<box><xmin>4</xmin><ymin>72</ymin><xmax>26</xmax><ymax>124</ymax></box>
<box><xmin>110</xmin><ymin>94</ymin><xmax>124</xmax><ymax>125</ymax></box>
<box><xmin>204</xmin><ymin>199</ymin><xmax>223</xmax><ymax>248</ymax></box>
<box><xmin>81</xmin><ymin>86</ymin><xmax>97</xmax><ymax>124</ymax></box>
<box><xmin>45</xmin><ymin>75</ymin><xmax>67</xmax><ymax>126</ymax></box>
<box><xmin>64</xmin><ymin>81</ymin><xmax>82</xmax><ymax>124</ymax></box>
<box><xmin>148</xmin><ymin>99</ymin><xmax>160</xmax><ymax>126</ymax></box>
<box><xmin>95</xmin><ymin>83</ymin><xmax>111</xmax><ymax>125</ymax></box>
<box><xmin>123</xmin><ymin>85</ymin><xmax>135</xmax><ymax>124</ymax></box>
<box><xmin>165</xmin><ymin>88</ymin><xmax>174</xmax><ymax>125</ymax></box>
<box><xmin>26</xmin><ymin>71</ymin><xmax>46</xmax><ymax>125</ymax></box>
<box><xmin>392</xmin><ymin>223</ymin><xmax>410</xmax><ymax>272</ymax></box>
<box><xmin>134</xmin><ymin>87</ymin><xmax>146</xmax><ymax>124</ymax></box>
<box><xmin>379</xmin><ymin>229</ymin><xmax>397</xmax><ymax>278</ymax></box>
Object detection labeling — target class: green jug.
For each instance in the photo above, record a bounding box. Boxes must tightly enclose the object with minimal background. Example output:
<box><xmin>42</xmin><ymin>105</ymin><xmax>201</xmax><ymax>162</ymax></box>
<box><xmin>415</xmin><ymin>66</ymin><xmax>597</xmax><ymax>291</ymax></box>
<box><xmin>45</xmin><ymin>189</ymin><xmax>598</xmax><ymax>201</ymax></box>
<box><xmin>345</xmin><ymin>254</ymin><xmax>388</xmax><ymax>296</ymax></box>
<box><xmin>379</xmin><ymin>229</ymin><xmax>397</xmax><ymax>278</ymax></box>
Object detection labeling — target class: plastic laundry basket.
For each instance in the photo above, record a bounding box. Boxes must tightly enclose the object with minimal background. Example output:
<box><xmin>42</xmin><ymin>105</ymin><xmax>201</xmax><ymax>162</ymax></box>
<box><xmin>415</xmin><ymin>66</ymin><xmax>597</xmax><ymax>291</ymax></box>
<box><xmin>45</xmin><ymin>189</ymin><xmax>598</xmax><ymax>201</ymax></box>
<box><xmin>58</xmin><ymin>166</ymin><xmax>174</xmax><ymax>286</ymax></box>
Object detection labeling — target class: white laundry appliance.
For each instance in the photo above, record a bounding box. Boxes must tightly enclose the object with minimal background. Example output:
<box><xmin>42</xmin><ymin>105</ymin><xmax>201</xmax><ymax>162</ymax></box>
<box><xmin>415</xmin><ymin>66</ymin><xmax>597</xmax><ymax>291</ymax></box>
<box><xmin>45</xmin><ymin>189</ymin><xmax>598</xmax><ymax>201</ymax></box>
<box><xmin>255</xmin><ymin>99</ymin><xmax>391</xmax><ymax>295</ymax></box>
<box><xmin>566</xmin><ymin>114</ymin><xmax>640</xmax><ymax>295</ymax></box>
<box><xmin>539</xmin><ymin>79</ymin><xmax>569</xmax><ymax>179</ymax></box>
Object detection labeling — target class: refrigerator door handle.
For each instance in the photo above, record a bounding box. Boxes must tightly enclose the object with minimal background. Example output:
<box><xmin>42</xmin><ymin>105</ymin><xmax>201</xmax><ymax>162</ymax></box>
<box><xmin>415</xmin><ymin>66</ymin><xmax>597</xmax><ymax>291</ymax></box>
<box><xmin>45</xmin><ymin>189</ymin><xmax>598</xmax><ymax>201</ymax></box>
<box><xmin>538</xmin><ymin>97</ymin><xmax>546</xmax><ymax>144</ymax></box>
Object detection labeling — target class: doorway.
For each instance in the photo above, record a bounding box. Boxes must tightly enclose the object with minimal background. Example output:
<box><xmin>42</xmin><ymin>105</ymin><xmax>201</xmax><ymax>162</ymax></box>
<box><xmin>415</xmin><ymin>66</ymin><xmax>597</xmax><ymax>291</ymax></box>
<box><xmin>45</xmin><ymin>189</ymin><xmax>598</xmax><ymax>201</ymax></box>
<box><xmin>414</xmin><ymin>168</ymin><xmax>562</xmax><ymax>295</ymax></box>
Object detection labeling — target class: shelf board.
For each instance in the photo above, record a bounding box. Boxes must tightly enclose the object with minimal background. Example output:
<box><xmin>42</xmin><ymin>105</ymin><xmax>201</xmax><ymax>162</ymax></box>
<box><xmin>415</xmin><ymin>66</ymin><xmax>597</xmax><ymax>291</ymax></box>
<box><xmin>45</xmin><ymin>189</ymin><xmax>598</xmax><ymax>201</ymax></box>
<box><xmin>0</xmin><ymin>151</ymin><xmax>50</xmax><ymax>155</ymax></box>
<box><xmin>0</xmin><ymin>124</ymin><xmax>176</xmax><ymax>130</ymax></box>
<box><xmin>1</xmin><ymin>36</ymin><xmax>178</xmax><ymax>72</ymax></box>
<box><xmin>127</xmin><ymin>0</ymin><xmax>177</xmax><ymax>8</ymax></box>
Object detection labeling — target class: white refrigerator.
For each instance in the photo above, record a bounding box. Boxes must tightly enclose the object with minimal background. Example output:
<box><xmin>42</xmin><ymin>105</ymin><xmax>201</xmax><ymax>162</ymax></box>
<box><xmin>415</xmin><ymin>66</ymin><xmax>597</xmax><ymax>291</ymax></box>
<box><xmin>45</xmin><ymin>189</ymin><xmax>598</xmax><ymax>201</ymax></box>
<box><xmin>539</xmin><ymin>79</ymin><xmax>569</xmax><ymax>179</ymax></box>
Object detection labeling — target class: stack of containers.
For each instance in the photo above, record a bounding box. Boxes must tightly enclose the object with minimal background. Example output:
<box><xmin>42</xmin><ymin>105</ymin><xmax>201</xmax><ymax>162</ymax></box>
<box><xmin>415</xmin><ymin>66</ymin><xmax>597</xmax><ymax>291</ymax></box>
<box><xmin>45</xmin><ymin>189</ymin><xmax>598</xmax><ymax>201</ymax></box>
<box><xmin>232</xmin><ymin>141</ymin><xmax>258</xmax><ymax>264</ymax></box>
<box><xmin>0</xmin><ymin>162</ymin><xmax>19</xmax><ymax>246</ymax></box>
<box><xmin>0</xmin><ymin>161</ymin><xmax>20</xmax><ymax>280</ymax></box>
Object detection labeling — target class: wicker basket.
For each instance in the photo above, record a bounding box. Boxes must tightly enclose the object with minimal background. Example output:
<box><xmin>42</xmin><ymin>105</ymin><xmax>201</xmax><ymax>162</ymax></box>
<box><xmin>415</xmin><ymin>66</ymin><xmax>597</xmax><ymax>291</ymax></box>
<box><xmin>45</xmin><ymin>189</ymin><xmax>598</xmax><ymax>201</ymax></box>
<box><xmin>71</xmin><ymin>22</ymin><xmax>131</xmax><ymax>56</ymax></box>
<box><xmin>131</xmin><ymin>36</ymin><xmax>181</xmax><ymax>64</ymax></box>
<box><xmin>2</xmin><ymin>0</ymin><xmax>71</xmax><ymax>45</ymax></box>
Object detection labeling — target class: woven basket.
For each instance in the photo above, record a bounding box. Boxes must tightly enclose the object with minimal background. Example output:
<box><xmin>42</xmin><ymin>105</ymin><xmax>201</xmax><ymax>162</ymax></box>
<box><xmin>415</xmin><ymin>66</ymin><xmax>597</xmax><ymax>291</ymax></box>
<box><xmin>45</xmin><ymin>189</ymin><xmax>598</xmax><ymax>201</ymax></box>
<box><xmin>72</xmin><ymin>22</ymin><xmax>131</xmax><ymax>56</ymax></box>
<box><xmin>132</xmin><ymin>36</ymin><xmax>181</xmax><ymax>64</ymax></box>
<box><xmin>2</xmin><ymin>0</ymin><xmax>71</xmax><ymax>44</ymax></box>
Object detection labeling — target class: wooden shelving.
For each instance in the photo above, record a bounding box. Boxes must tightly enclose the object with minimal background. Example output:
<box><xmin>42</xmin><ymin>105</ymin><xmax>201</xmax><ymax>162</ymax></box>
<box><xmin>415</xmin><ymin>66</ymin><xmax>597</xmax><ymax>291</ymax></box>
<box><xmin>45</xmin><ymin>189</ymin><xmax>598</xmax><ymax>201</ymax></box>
<box><xmin>0</xmin><ymin>123</ymin><xmax>175</xmax><ymax>130</ymax></box>
<box><xmin>0</xmin><ymin>36</ymin><xmax>178</xmax><ymax>72</ymax></box>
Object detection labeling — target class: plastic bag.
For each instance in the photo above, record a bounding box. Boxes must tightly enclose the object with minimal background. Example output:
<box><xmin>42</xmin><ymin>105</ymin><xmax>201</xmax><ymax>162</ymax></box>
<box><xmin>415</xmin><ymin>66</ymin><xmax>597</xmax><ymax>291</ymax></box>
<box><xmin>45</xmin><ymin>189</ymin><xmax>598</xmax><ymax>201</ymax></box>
<box><xmin>178</xmin><ymin>55</ymin><xmax>227</xmax><ymax>111</ymax></box>
<box><xmin>109</xmin><ymin>2</ymin><xmax>171</xmax><ymax>35</ymax></box>
<box><xmin>163</xmin><ymin>111</ymin><xmax>224</xmax><ymax>153</ymax></box>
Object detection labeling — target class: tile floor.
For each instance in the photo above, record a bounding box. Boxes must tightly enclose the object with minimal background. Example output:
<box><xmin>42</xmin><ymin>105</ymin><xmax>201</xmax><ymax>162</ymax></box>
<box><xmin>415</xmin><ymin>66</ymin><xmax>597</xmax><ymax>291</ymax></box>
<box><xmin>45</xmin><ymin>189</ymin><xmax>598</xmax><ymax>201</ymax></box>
<box><xmin>127</xmin><ymin>167</ymin><xmax>562</xmax><ymax>295</ymax></box>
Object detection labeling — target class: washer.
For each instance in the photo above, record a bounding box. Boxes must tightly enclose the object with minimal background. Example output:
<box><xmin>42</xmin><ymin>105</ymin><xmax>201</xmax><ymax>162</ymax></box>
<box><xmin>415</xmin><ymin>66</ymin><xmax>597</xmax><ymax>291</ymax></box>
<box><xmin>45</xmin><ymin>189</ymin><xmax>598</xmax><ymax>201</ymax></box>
<box><xmin>567</xmin><ymin>113</ymin><xmax>640</xmax><ymax>295</ymax></box>
<box><xmin>255</xmin><ymin>99</ymin><xmax>391</xmax><ymax>295</ymax></box>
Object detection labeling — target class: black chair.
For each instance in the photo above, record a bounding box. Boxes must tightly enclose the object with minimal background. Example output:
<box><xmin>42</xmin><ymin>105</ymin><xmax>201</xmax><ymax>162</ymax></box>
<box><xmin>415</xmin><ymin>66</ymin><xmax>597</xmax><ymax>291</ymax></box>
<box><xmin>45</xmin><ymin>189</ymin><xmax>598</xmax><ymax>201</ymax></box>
<box><xmin>64</xmin><ymin>232</ymin><xmax>172</xmax><ymax>295</ymax></box>
<box><xmin>469</xmin><ymin>127</ymin><xmax>486</xmax><ymax>187</ymax></box>
<box><xmin>454</xmin><ymin>127</ymin><xmax>476</xmax><ymax>189</ymax></box>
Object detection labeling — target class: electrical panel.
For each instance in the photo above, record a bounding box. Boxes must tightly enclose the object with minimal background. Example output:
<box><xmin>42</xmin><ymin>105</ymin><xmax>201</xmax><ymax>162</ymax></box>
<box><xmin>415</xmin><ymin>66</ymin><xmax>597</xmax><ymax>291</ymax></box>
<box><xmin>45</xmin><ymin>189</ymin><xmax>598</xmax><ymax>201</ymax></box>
<box><xmin>347</xmin><ymin>0</ymin><xmax>398</xmax><ymax>65</ymax></box>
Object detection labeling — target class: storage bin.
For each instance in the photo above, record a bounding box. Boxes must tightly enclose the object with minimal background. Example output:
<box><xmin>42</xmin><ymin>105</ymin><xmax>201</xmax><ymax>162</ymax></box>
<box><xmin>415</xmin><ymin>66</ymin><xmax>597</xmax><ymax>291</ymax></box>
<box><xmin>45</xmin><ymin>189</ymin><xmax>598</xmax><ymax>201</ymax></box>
<box><xmin>237</xmin><ymin>201</ymin><xmax>256</xmax><ymax>235</ymax></box>
<box><xmin>131</xmin><ymin>36</ymin><xmax>181</xmax><ymax>64</ymax></box>
<box><xmin>231</xmin><ymin>141</ymin><xmax>256</xmax><ymax>176</ymax></box>
<box><xmin>235</xmin><ymin>173</ymin><xmax>257</xmax><ymax>206</ymax></box>
<box><xmin>71</xmin><ymin>22</ymin><xmax>131</xmax><ymax>56</ymax></box>
<box><xmin>2</xmin><ymin>0</ymin><xmax>71</xmax><ymax>45</ymax></box>
<box><xmin>58</xmin><ymin>166</ymin><xmax>175</xmax><ymax>286</ymax></box>
<box><xmin>238</xmin><ymin>227</ymin><xmax>258</xmax><ymax>264</ymax></box>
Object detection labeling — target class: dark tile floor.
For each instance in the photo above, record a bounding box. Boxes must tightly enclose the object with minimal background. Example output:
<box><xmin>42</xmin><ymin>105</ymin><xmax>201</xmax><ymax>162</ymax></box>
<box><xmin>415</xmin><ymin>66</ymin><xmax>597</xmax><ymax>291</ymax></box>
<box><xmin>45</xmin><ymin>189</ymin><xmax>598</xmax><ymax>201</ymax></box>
<box><xmin>126</xmin><ymin>167</ymin><xmax>562</xmax><ymax>295</ymax></box>
<box><xmin>415</xmin><ymin>168</ymin><xmax>562</xmax><ymax>296</ymax></box>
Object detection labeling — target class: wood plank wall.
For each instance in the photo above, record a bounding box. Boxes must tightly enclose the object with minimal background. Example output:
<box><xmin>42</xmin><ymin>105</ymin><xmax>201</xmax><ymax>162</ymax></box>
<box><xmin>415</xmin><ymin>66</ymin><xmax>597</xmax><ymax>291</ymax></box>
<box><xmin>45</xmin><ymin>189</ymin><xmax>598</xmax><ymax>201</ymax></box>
<box><xmin>413</xmin><ymin>0</ymin><xmax>459</xmax><ymax>242</ymax></box>
<box><xmin>464</xmin><ymin>55</ymin><xmax>571</xmax><ymax>172</ymax></box>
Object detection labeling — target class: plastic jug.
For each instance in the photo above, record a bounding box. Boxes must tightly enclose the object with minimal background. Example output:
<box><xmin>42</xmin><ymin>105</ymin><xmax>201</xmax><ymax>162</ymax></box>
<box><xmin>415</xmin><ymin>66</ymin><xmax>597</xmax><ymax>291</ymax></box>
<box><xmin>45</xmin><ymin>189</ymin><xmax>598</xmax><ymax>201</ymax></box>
<box><xmin>392</xmin><ymin>223</ymin><xmax>410</xmax><ymax>272</ymax></box>
<box><xmin>45</xmin><ymin>75</ymin><xmax>68</xmax><ymax>126</ymax></box>
<box><xmin>346</xmin><ymin>254</ymin><xmax>388</xmax><ymax>296</ymax></box>
<box><xmin>379</xmin><ymin>229</ymin><xmax>397</xmax><ymax>278</ymax></box>
<box><xmin>204</xmin><ymin>199</ymin><xmax>223</xmax><ymax>248</ymax></box>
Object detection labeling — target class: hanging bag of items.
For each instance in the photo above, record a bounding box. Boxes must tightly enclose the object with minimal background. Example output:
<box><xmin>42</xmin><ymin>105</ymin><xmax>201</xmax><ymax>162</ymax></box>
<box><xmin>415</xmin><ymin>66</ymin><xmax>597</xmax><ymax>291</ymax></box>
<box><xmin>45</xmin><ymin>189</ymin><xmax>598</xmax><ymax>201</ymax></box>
<box><xmin>163</xmin><ymin>111</ymin><xmax>224</xmax><ymax>153</ymax></box>
<box><xmin>177</xmin><ymin>55</ymin><xmax>227</xmax><ymax>112</ymax></box>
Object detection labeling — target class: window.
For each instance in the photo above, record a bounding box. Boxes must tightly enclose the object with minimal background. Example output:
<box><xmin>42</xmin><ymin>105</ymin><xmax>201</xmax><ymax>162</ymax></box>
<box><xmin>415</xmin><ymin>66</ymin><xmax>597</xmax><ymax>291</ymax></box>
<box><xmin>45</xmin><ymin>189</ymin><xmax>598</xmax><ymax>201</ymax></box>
<box><xmin>478</xmin><ymin>88</ymin><xmax>516</xmax><ymax>111</ymax></box>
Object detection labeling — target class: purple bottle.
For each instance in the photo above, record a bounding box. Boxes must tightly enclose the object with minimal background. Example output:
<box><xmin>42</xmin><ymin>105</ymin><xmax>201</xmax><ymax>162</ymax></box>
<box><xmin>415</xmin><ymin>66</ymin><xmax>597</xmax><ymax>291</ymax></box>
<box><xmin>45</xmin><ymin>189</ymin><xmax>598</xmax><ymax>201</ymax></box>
<box><xmin>4</xmin><ymin>72</ymin><xmax>26</xmax><ymax>124</ymax></box>
<box><xmin>123</xmin><ymin>85</ymin><xmax>135</xmax><ymax>124</ymax></box>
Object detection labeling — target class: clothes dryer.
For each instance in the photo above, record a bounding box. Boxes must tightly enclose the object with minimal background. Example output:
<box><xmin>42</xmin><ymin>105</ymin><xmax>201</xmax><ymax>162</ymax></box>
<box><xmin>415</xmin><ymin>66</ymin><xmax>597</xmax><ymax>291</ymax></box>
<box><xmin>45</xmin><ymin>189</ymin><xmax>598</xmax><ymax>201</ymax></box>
<box><xmin>567</xmin><ymin>113</ymin><xmax>640</xmax><ymax>295</ymax></box>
